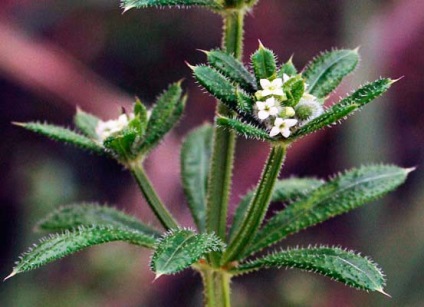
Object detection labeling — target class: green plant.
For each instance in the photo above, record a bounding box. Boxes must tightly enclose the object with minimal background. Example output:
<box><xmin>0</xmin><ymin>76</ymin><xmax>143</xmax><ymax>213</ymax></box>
<box><xmin>6</xmin><ymin>0</ymin><xmax>412</xmax><ymax>306</ymax></box>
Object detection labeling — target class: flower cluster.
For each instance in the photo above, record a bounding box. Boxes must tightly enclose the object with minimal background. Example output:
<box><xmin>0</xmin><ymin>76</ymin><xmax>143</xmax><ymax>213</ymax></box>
<box><xmin>254</xmin><ymin>75</ymin><xmax>323</xmax><ymax>138</ymax></box>
<box><xmin>95</xmin><ymin>113</ymin><xmax>135</xmax><ymax>142</ymax></box>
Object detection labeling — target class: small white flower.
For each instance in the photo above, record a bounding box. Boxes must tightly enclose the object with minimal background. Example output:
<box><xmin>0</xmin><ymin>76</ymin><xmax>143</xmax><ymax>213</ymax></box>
<box><xmin>269</xmin><ymin>118</ymin><xmax>298</xmax><ymax>138</ymax></box>
<box><xmin>259</xmin><ymin>78</ymin><xmax>285</xmax><ymax>97</ymax></box>
<box><xmin>95</xmin><ymin>113</ymin><xmax>134</xmax><ymax>142</ymax></box>
<box><xmin>256</xmin><ymin>97</ymin><xmax>279</xmax><ymax>120</ymax></box>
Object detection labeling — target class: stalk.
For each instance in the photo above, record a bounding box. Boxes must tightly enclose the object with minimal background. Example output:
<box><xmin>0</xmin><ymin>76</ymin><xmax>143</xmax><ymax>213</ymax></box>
<box><xmin>206</xmin><ymin>9</ymin><xmax>245</xmax><ymax>265</ymax></box>
<box><xmin>131</xmin><ymin>164</ymin><xmax>179</xmax><ymax>230</ymax></box>
<box><xmin>200</xmin><ymin>267</ymin><xmax>232</xmax><ymax>307</ymax></box>
<box><xmin>222</xmin><ymin>145</ymin><xmax>286</xmax><ymax>264</ymax></box>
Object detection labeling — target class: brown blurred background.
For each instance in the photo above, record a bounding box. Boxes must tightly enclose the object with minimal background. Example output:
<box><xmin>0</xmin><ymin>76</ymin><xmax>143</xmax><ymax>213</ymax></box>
<box><xmin>0</xmin><ymin>0</ymin><xmax>423</xmax><ymax>306</ymax></box>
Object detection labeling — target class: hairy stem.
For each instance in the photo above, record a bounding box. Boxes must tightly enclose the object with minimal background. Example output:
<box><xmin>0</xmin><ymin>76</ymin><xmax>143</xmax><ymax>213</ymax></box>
<box><xmin>222</xmin><ymin>145</ymin><xmax>286</xmax><ymax>264</ymax></box>
<box><xmin>206</xmin><ymin>10</ymin><xmax>245</xmax><ymax>265</ymax></box>
<box><xmin>200</xmin><ymin>267</ymin><xmax>232</xmax><ymax>307</ymax></box>
<box><xmin>131</xmin><ymin>164</ymin><xmax>179</xmax><ymax>230</ymax></box>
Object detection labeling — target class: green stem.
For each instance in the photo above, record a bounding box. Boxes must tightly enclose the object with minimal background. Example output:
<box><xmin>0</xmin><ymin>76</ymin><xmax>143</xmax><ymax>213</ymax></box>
<box><xmin>222</xmin><ymin>145</ymin><xmax>286</xmax><ymax>264</ymax></box>
<box><xmin>206</xmin><ymin>10</ymin><xmax>245</xmax><ymax>265</ymax></box>
<box><xmin>131</xmin><ymin>164</ymin><xmax>179</xmax><ymax>230</ymax></box>
<box><xmin>201</xmin><ymin>268</ymin><xmax>232</xmax><ymax>307</ymax></box>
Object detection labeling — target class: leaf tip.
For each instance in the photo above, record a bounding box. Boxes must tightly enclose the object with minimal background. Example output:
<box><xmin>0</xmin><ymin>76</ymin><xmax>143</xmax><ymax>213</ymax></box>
<box><xmin>390</xmin><ymin>76</ymin><xmax>404</xmax><ymax>84</ymax></box>
<box><xmin>185</xmin><ymin>61</ymin><xmax>196</xmax><ymax>71</ymax></box>
<box><xmin>405</xmin><ymin>166</ymin><xmax>417</xmax><ymax>174</ymax></box>
<box><xmin>3</xmin><ymin>270</ymin><xmax>17</xmax><ymax>282</ymax></box>
<box><xmin>11</xmin><ymin>121</ymin><xmax>26</xmax><ymax>127</ymax></box>
<box><xmin>377</xmin><ymin>288</ymin><xmax>392</xmax><ymax>298</ymax></box>
<box><xmin>197</xmin><ymin>49</ymin><xmax>209</xmax><ymax>55</ymax></box>
<box><xmin>353</xmin><ymin>46</ymin><xmax>361</xmax><ymax>53</ymax></box>
<box><xmin>257</xmin><ymin>39</ymin><xmax>265</xmax><ymax>49</ymax></box>
<box><xmin>153</xmin><ymin>273</ymin><xmax>164</xmax><ymax>282</ymax></box>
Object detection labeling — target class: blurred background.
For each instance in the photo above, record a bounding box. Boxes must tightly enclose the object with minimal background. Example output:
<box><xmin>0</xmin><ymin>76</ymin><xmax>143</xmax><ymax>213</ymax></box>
<box><xmin>0</xmin><ymin>0</ymin><xmax>423</xmax><ymax>306</ymax></box>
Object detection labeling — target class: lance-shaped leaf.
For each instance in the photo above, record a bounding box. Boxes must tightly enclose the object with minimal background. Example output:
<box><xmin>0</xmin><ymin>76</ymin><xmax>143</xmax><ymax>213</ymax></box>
<box><xmin>229</xmin><ymin>178</ymin><xmax>323</xmax><ymax>240</ymax></box>
<box><xmin>192</xmin><ymin>65</ymin><xmax>238</xmax><ymax>110</ymax></box>
<box><xmin>247</xmin><ymin>165</ymin><xmax>412</xmax><ymax>256</ymax></box>
<box><xmin>251</xmin><ymin>43</ymin><xmax>277</xmax><ymax>83</ymax></box>
<box><xmin>14</xmin><ymin>122</ymin><xmax>104</xmax><ymax>155</ymax></box>
<box><xmin>74</xmin><ymin>108</ymin><xmax>100</xmax><ymax>139</ymax></box>
<box><xmin>303</xmin><ymin>49</ymin><xmax>359</xmax><ymax>99</ymax></box>
<box><xmin>5</xmin><ymin>225</ymin><xmax>157</xmax><ymax>280</ymax></box>
<box><xmin>206</xmin><ymin>49</ymin><xmax>257</xmax><ymax>93</ymax></box>
<box><xmin>181</xmin><ymin>125</ymin><xmax>213</xmax><ymax>232</ymax></box>
<box><xmin>231</xmin><ymin>246</ymin><xmax>388</xmax><ymax>295</ymax></box>
<box><xmin>121</xmin><ymin>0</ymin><xmax>223</xmax><ymax>12</ymax></box>
<box><xmin>278</xmin><ymin>57</ymin><xmax>297</xmax><ymax>78</ymax></box>
<box><xmin>290</xmin><ymin>78</ymin><xmax>394</xmax><ymax>139</ymax></box>
<box><xmin>36</xmin><ymin>203</ymin><xmax>160</xmax><ymax>237</ymax></box>
<box><xmin>140</xmin><ymin>82</ymin><xmax>186</xmax><ymax>154</ymax></box>
<box><xmin>103</xmin><ymin>126</ymin><xmax>140</xmax><ymax>161</ymax></box>
<box><xmin>150</xmin><ymin>229</ymin><xmax>225</xmax><ymax>277</ymax></box>
<box><xmin>216</xmin><ymin>117</ymin><xmax>272</xmax><ymax>141</ymax></box>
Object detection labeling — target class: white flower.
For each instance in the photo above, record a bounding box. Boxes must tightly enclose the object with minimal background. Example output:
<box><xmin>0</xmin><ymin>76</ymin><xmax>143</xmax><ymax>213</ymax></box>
<box><xmin>95</xmin><ymin>113</ymin><xmax>134</xmax><ymax>142</ymax></box>
<box><xmin>269</xmin><ymin>118</ymin><xmax>298</xmax><ymax>138</ymax></box>
<box><xmin>256</xmin><ymin>97</ymin><xmax>279</xmax><ymax>120</ymax></box>
<box><xmin>295</xmin><ymin>93</ymin><xmax>324</xmax><ymax>124</ymax></box>
<box><xmin>258</xmin><ymin>78</ymin><xmax>285</xmax><ymax>97</ymax></box>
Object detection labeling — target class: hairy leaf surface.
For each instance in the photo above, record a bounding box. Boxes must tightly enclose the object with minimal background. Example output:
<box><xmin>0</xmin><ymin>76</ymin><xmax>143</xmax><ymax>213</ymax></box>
<box><xmin>73</xmin><ymin>108</ymin><xmax>100</xmax><ymax>139</ymax></box>
<box><xmin>37</xmin><ymin>204</ymin><xmax>160</xmax><ymax>237</ymax></box>
<box><xmin>181</xmin><ymin>125</ymin><xmax>213</xmax><ymax>232</ymax></box>
<box><xmin>150</xmin><ymin>229</ymin><xmax>225</xmax><ymax>276</ymax></box>
<box><xmin>7</xmin><ymin>225</ymin><xmax>156</xmax><ymax>279</ymax></box>
<box><xmin>248</xmin><ymin>165</ymin><xmax>411</xmax><ymax>256</ymax></box>
<box><xmin>251</xmin><ymin>44</ymin><xmax>277</xmax><ymax>83</ymax></box>
<box><xmin>303</xmin><ymin>49</ymin><xmax>359</xmax><ymax>98</ymax></box>
<box><xmin>232</xmin><ymin>246</ymin><xmax>387</xmax><ymax>294</ymax></box>
<box><xmin>16</xmin><ymin>122</ymin><xmax>104</xmax><ymax>154</ymax></box>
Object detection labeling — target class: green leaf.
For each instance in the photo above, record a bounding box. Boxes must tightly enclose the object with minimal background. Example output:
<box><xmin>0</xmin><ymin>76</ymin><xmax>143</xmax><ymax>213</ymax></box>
<box><xmin>229</xmin><ymin>178</ymin><xmax>323</xmax><ymax>241</ymax></box>
<box><xmin>236</xmin><ymin>91</ymin><xmax>255</xmax><ymax>114</ymax></box>
<box><xmin>121</xmin><ymin>0</ymin><xmax>222</xmax><ymax>12</ymax></box>
<box><xmin>231</xmin><ymin>246</ymin><xmax>388</xmax><ymax>295</ymax></box>
<box><xmin>73</xmin><ymin>108</ymin><xmax>100</xmax><ymax>139</ymax></box>
<box><xmin>150</xmin><ymin>229</ymin><xmax>225</xmax><ymax>276</ymax></box>
<box><xmin>251</xmin><ymin>43</ymin><xmax>277</xmax><ymax>84</ymax></box>
<box><xmin>192</xmin><ymin>65</ymin><xmax>237</xmax><ymax>110</ymax></box>
<box><xmin>6</xmin><ymin>225</ymin><xmax>156</xmax><ymax>280</ymax></box>
<box><xmin>216</xmin><ymin>117</ymin><xmax>271</xmax><ymax>141</ymax></box>
<box><xmin>282</xmin><ymin>75</ymin><xmax>305</xmax><ymax>107</ymax></box>
<box><xmin>206</xmin><ymin>49</ymin><xmax>257</xmax><ymax>93</ymax></box>
<box><xmin>290</xmin><ymin>78</ymin><xmax>394</xmax><ymax>139</ymax></box>
<box><xmin>36</xmin><ymin>203</ymin><xmax>160</xmax><ymax>237</ymax></box>
<box><xmin>140</xmin><ymin>82</ymin><xmax>185</xmax><ymax>154</ymax></box>
<box><xmin>15</xmin><ymin>122</ymin><xmax>104</xmax><ymax>155</ymax></box>
<box><xmin>248</xmin><ymin>165</ymin><xmax>412</xmax><ymax>256</ymax></box>
<box><xmin>278</xmin><ymin>57</ymin><xmax>297</xmax><ymax>77</ymax></box>
<box><xmin>302</xmin><ymin>49</ymin><xmax>359</xmax><ymax>99</ymax></box>
<box><xmin>133</xmin><ymin>98</ymin><xmax>149</xmax><ymax>131</ymax></box>
<box><xmin>181</xmin><ymin>125</ymin><xmax>213</xmax><ymax>232</ymax></box>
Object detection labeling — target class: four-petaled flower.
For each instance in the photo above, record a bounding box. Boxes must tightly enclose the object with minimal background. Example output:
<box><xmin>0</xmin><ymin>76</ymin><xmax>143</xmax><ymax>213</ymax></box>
<box><xmin>269</xmin><ymin>118</ymin><xmax>298</xmax><ymax>138</ymax></box>
<box><xmin>259</xmin><ymin>78</ymin><xmax>284</xmax><ymax>97</ymax></box>
<box><xmin>96</xmin><ymin>113</ymin><xmax>134</xmax><ymax>142</ymax></box>
<box><xmin>256</xmin><ymin>97</ymin><xmax>279</xmax><ymax>120</ymax></box>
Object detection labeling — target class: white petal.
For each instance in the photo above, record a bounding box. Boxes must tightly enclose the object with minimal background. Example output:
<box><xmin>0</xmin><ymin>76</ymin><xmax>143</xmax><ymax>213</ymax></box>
<box><xmin>272</xmin><ymin>89</ymin><xmax>285</xmax><ymax>96</ymax></box>
<box><xmin>256</xmin><ymin>101</ymin><xmax>265</xmax><ymax>110</ymax></box>
<box><xmin>271</xmin><ymin>78</ymin><xmax>283</xmax><ymax>88</ymax></box>
<box><xmin>284</xmin><ymin>119</ymin><xmax>298</xmax><ymax>127</ymax></box>
<box><xmin>265</xmin><ymin>97</ymin><xmax>276</xmax><ymax>107</ymax></box>
<box><xmin>282</xmin><ymin>74</ymin><xmax>290</xmax><ymax>83</ymax></box>
<box><xmin>274</xmin><ymin>117</ymin><xmax>284</xmax><ymax>126</ymax></box>
<box><xmin>269</xmin><ymin>127</ymin><xmax>280</xmax><ymax>137</ymax></box>
<box><xmin>260</xmin><ymin>79</ymin><xmax>271</xmax><ymax>89</ymax></box>
<box><xmin>261</xmin><ymin>89</ymin><xmax>272</xmax><ymax>97</ymax></box>
<box><xmin>281</xmin><ymin>128</ymin><xmax>291</xmax><ymax>138</ymax></box>
<box><xmin>269</xmin><ymin>107</ymin><xmax>279</xmax><ymax>116</ymax></box>
<box><xmin>258</xmin><ymin>110</ymin><xmax>270</xmax><ymax>120</ymax></box>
